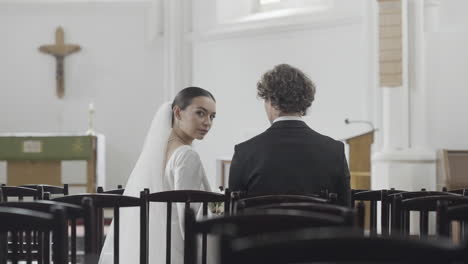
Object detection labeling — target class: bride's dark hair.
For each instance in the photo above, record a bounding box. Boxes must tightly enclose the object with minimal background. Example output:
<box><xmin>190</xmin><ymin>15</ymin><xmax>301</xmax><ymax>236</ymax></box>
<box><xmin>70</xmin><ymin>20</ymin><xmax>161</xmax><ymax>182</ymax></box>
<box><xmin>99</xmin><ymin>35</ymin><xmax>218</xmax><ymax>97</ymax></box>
<box><xmin>171</xmin><ymin>86</ymin><xmax>216</xmax><ymax>126</ymax></box>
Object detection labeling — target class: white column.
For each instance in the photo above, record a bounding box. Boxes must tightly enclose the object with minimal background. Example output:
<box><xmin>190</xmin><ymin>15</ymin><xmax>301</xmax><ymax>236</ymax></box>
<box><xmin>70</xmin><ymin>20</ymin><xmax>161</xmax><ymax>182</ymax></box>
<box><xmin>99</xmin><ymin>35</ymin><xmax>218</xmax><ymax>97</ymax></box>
<box><xmin>162</xmin><ymin>0</ymin><xmax>193</xmax><ymax>101</ymax></box>
<box><xmin>381</xmin><ymin>86</ymin><xmax>409</xmax><ymax>152</ymax></box>
<box><xmin>408</xmin><ymin>0</ymin><xmax>431</xmax><ymax>151</ymax></box>
<box><xmin>372</xmin><ymin>0</ymin><xmax>436</xmax><ymax>193</ymax></box>
<box><xmin>424</xmin><ymin>0</ymin><xmax>441</xmax><ymax>32</ymax></box>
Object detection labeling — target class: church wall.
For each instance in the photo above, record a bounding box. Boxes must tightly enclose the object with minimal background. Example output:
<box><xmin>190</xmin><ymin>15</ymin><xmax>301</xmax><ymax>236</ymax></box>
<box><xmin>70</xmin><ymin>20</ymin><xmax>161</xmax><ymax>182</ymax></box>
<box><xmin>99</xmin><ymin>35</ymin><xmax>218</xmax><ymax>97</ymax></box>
<box><xmin>0</xmin><ymin>2</ymin><xmax>165</xmax><ymax>190</ymax></box>
<box><xmin>426</xmin><ymin>0</ymin><xmax>468</xmax><ymax>151</ymax></box>
<box><xmin>190</xmin><ymin>0</ymin><xmax>376</xmax><ymax>187</ymax></box>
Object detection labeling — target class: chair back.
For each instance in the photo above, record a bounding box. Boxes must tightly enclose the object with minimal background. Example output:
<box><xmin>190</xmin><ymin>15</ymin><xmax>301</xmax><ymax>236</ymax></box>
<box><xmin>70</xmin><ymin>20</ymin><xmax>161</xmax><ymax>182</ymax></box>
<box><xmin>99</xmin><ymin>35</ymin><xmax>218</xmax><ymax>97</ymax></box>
<box><xmin>0</xmin><ymin>186</ymin><xmax>43</xmax><ymax>201</ymax></box>
<box><xmin>393</xmin><ymin>194</ymin><xmax>468</xmax><ymax>237</ymax></box>
<box><xmin>97</xmin><ymin>185</ymin><xmax>125</xmax><ymax>195</ymax></box>
<box><xmin>447</xmin><ymin>188</ymin><xmax>468</xmax><ymax>195</ymax></box>
<box><xmin>438</xmin><ymin>202</ymin><xmax>468</xmax><ymax>239</ymax></box>
<box><xmin>245</xmin><ymin>202</ymin><xmax>356</xmax><ymax>226</ymax></box>
<box><xmin>352</xmin><ymin>189</ymin><xmax>405</xmax><ymax>235</ymax></box>
<box><xmin>235</xmin><ymin>194</ymin><xmax>328</xmax><ymax>212</ymax></box>
<box><xmin>143</xmin><ymin>190</ymin><xmax>229</xmax><ymax>264</ymax></box>
<box><xmin>220</xmin><ymin>227</ymin><xmax>464</xmax><ymax>264</ymax></box>
<box><xmin>185</xmin><ymin>207</ymin><xmax>350</xmax><ymax>264</ymax></box>
<box><xmin>20</xmin><ymin>184</ymin><xmax>69</xmax><ymax>196</ymax></box>
<box><xmin>1</xmin><ymin>199</ymin><xmax>95</xmax><ymax>264</ymax></box>
<box><xmin>53</xmin><ymin>193</ymin><xmax>143</xmax><ymax>264</ymax></box>
<box><xmin>0</xmin><ymin>206</ymin><xmax>68</xmax><ymax>264</ymax></box>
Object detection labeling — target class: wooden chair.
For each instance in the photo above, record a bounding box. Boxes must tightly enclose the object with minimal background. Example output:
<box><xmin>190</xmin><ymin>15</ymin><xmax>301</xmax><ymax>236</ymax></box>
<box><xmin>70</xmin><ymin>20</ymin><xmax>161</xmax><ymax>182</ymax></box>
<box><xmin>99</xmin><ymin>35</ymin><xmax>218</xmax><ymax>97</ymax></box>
<box><xmin>0</xmin><ymin>206</ymin><xmax>69</xmax><ymax>264</ymax></box>
<box><xmin>448</xmin><ymin>188</ymin><xmax>468</xmax><ymax>195</ymax></box>
<box><xmin>220</xmin><ymin>227</ymin><xmax>464</xmax><ymax>264</ymax></box>
<box><xmin>20</xmin><ymin>184</ymin><xmax>69</xmax><ymax>196</ymax></box>
<box><xmin>438</xmin><ymin>202</ymin><xmax>468</xmax><ymax>239</ymax></box>
<box><xmin>53</xmin><ymin>192</ymin><xmax>144</xmax><ymax>264</ymax></box>
<box><xmin>0</xmin><ymin>186</ymin><xmax>46</xmax><ymax>261</ymax></box>
<box><xmin>95</xmin><ymin>186</ymin><xmax>125</xmax><ymax>232</ymax></box>
<box><xmin>1</xmin><ymin>199</ymin><xmax>95</xmax><ymax>264</ymax></box>
<box><xmin>350</xmin><ymin>188</ymin><xmax>368</xmax><ymax>205</ymax></box>
<box><xmin>393</xmin><ymin>194</ymin><xmax>468</xmax><ymax>238</ymax></box>
<box><xmin>97</xmin><ymin>185</ymin><xmax>125</xmax><ymax>195</ymax></box>
<box><xmin>0</xmin><ymin>186</ymin><xmax>43</xmax><ymax>201</ymax></box>
<box><xmin>352</xmin><ymin>189</ymin><xmax>406</xmax><ymax>235</ymax></box>
<box><xmin>243</xmin><ymin>202</ymin><xmax>356</xmax><ymax>226</ymax></box>
<box><xmin>185</xmin><ymin>208</ymin><xmax>356</xmax><ymax>264</ymax></box>
<box><xmin>141</xmin><ymin>190</ymin><xmax>230</xmax><ymax>264</ymax></box>
<box><xmin>389</xmin><ymin>191</ymin><xmax>456</xmax><ymax>234</ymax></box>
<box><xmin>234</xmin><ymin>194</ymin><xmax>329</xmax><ymax>213</ymax></box>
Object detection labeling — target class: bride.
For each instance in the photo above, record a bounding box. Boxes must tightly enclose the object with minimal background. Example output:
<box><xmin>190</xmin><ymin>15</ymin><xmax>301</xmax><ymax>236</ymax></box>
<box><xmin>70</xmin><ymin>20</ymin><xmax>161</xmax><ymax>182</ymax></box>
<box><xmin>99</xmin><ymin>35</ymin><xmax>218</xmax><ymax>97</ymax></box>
<box><xmin>99</xmin><ymin>87</ymin><xmax>217</xmax><ymax>264</ymax></box>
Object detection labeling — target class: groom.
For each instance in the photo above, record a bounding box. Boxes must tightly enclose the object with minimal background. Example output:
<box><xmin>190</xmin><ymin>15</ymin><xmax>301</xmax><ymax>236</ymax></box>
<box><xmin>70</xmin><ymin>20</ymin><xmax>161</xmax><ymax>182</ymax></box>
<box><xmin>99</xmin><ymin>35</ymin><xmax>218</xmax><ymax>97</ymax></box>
<box><xmin>228</xmin><ymin>64</ymin><xmax>351</xmax><ymax>206</ymax></box>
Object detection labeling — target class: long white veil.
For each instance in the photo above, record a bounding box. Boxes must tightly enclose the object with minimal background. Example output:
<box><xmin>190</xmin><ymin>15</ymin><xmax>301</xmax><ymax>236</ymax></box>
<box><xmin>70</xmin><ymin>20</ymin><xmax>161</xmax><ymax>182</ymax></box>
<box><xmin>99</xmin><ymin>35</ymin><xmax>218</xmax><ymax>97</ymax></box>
<box><xmin>99</xmin><ymin>102</ymin><xmax>172</xmax><ymax>264</ymax></box>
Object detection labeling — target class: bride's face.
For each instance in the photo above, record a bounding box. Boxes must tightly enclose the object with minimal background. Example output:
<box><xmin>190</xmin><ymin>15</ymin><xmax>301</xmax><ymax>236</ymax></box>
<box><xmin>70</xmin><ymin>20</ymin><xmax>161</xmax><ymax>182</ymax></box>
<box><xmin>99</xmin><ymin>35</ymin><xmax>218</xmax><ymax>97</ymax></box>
<box><xmin>177</xmin><ymin>96</ymin><xmax>216</xmax><ymax>140</ymax></box>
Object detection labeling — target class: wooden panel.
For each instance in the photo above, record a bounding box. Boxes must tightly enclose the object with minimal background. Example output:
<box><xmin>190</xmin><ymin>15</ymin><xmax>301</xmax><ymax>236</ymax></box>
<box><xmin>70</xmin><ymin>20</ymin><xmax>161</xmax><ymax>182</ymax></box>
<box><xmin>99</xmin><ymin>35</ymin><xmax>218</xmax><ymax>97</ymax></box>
<box><xmin>7</xmin><ymin>161</ymin><xmax>61</xmax><ymax>186</ymax></box>
<box><xmin>86</xmin><ymin>137</ymin><xmax>97</xmax><ymax>193</ymax></box>
<box><xmin>378</xmin><ymin>0</ymin><xmax>402</xmax><ymax>87</ymax></box>
<box><xmin>351</xmin><ymin>174</ymin><xmax>371</xmax><ymax>190</ymax></box>
<box><xmin>380</xmin><ymin>62</ymin><xmax>402</xmax><ymax>74</ymax></box>
<box><xmin>0</xmin><ymin>136</ymin><xmax>94</xmax><ymax>160</ymax></box>
<box><xmin>380</xmin><ymin>50</ymin><xmax>402</xmax><ymax>61</ymax></box>
<box><xmin>379</xmin><ymin>13</ymin><xmax>402</xmax><ymax>26</ymax></box>
<box><xmin>346</xmin><ymin>131</ymin><xmax>374</xmax><ymax>189</ymax></box>
<box><xmin>437</xmin><ymin>150</ymin><xmax>468</xmax><ymax>190</ymax></box>
<box><xmin>380</xmin><ymin>74</ymin><xmax>403</xmax><ymax>86</ymax></box>
<box><xmin>380</xmin><ymin>26</ymin><xmax>402</xmax><ymax>38</ymax></box>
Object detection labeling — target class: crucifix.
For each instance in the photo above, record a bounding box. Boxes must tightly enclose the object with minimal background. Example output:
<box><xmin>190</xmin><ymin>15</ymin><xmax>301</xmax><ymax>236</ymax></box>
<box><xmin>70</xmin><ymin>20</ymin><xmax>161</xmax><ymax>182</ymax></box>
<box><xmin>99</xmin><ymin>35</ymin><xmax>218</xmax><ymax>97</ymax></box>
<box><xmin>39</xmin><ymin>26</ymin><xmax>81</xmax><ymax>98</ymax></box>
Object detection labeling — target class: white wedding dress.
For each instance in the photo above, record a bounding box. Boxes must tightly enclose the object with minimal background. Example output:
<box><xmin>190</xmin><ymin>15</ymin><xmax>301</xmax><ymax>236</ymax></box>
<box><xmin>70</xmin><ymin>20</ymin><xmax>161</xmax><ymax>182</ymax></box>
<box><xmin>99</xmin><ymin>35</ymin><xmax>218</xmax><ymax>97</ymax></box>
<box><xmin>99</xmin><ymin>102</ymin><xmax>212</xmax><ymax>264</ymax></box>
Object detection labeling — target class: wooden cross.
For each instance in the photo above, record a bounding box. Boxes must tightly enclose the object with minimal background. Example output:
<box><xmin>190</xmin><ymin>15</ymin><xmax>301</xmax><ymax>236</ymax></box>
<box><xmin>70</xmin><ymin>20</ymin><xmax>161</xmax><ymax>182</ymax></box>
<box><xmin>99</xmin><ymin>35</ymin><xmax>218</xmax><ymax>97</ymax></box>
<box><xmin>39</xmin><ymin>27</ymin><xmax>81</xmax><ymax>98</ymax></box>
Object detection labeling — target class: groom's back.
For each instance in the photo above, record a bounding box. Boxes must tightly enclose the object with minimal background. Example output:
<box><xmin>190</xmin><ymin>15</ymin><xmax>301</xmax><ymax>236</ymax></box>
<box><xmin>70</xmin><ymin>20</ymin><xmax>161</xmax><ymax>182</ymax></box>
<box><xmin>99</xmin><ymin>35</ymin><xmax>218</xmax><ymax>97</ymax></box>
<box><xmin>229</xmin><ymin>120</ymin><xmax>350</xmax><ymax>206</ymax></box>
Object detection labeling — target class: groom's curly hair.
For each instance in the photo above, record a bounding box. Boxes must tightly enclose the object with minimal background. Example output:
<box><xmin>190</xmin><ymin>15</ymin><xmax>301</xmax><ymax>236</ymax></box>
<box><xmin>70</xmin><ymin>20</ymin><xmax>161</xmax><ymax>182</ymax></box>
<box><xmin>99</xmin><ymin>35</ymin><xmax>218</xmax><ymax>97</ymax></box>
<box><xmin>257</xmin><ymin>64</ymin><xmax>315</xmax><ymax>115</ymax></box>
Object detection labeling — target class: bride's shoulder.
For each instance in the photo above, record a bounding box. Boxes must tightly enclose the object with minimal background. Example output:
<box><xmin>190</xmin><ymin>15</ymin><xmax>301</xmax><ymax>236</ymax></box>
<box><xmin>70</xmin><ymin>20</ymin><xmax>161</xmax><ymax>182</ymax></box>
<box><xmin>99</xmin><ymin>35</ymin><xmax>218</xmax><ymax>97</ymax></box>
<box><xmin>172</xmin><ymin>145</ymin><xmax>201</xmax><ymax>165</ymax></box>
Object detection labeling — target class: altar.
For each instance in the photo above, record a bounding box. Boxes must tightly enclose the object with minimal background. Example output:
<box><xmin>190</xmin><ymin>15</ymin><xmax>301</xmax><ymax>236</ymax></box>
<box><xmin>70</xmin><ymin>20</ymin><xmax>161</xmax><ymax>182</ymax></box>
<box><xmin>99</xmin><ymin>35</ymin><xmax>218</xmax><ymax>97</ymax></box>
<box><xmin>0</xmin><ymin>133</ymin><xmax>105</xmax><ymax>193</ymax></box>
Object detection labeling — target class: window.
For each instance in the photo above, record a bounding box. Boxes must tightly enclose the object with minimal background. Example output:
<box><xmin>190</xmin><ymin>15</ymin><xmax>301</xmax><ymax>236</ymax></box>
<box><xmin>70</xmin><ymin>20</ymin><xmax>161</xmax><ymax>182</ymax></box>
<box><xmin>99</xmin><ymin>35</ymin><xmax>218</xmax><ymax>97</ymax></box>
<box><xmin>258</xmin><ymin>0</ymin><xmax>333</xmax><ymax>12</ymax></box>
<box><xmin>214</xmin><ymin>0</ymin><xmax>335</xmax><ymax>27</ymax></box>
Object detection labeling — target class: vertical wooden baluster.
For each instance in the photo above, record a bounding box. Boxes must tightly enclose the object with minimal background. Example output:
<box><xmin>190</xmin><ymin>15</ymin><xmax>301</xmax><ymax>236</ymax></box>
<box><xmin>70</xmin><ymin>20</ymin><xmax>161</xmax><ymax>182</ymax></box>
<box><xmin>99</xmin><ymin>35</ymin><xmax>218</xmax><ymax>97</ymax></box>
<box><xmin>166</xmin><ymin>202</ymin><xmax>172</xmax><ymax>264</ymax></box>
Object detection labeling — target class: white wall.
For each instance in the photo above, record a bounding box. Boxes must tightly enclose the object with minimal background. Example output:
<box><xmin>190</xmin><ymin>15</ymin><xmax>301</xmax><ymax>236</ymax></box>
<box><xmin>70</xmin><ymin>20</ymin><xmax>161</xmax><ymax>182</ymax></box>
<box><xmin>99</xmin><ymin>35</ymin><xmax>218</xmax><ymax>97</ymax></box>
<box><xmin>426</xmin><ymin>1</ymin><xmax>468</xmax><ymax>150</ymax></box>
<box><xmin>191</xmin><ymin>0</ymin><xmax>375</xmax><ymax>187</ymax></box>
<box><xmin>3</xmin><ymin>0</ymin><xmax>466</xmax><ymax>193</ymax></box>
<box><xmin>0</xmin><ymin>1</ymin><xmax>164</xmax><ymax>189</ymax></box>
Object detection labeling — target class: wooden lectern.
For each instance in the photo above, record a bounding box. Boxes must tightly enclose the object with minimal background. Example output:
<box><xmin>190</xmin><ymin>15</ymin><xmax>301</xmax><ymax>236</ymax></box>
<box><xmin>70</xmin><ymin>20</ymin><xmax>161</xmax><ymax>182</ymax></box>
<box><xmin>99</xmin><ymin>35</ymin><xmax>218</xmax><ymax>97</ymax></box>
<box><xmin>344</xmin><ymin>130</ymin><xmax>375</xmax><ymax>189</ymax></box>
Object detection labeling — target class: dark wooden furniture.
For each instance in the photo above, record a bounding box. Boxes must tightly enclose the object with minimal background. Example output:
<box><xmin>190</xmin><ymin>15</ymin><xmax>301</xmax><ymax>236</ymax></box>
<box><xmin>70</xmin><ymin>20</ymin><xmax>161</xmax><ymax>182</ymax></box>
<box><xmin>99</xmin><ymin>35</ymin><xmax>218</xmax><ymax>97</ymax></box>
<box><xmin>352</xmin><ymin>189</ymin><xmax>406</xmax><ymax>235</ymax></box>
<box><xmin>234</xmin><ymin>194</ymin><xmax>328</xmax><ymax>213</ymax></box>
<box><xmin>141</xmin><ymin>190</ymin><xmax>229</xmax><ymax>264</ymax></box>
<box><xmin>1</xmin><ymin>199</ymin><xmax>95</xmax><ymax>264</ymax></box>
<box><xmin>389</xmin><ymin>191</ymin><xmax>454</xmax><ymax>234</ymax></box>
<box><xmin>97</xmin><ymin>185</ymin><xmax>124</xmax><ymax>195</ymax></box>
<box><xmin>0</xmin><ymin>186</ymin><xmax>43</xmax><ymax>201</ymax></box>
<box><xmin>244</xmin><ymin>202</ymin><xmax>356</xmax><ymax>226</ymax></box>
<box><xmin>53</xmin><ymin>193</ymin><xmax>144</xmax><ymax>264</ymax></box>
<box><xmin>438</xmin><ymin>202</ymin><xmax>468</xmax><ymax>239</ymax></box>
<box><xmin>220</xmin><ymin>227</ymin><xmax>464</xmax><ymax>264</ymax></box>
<box><xmin>20</xmin><ymin>184</ymin><xmax>69</xmax><ymax>196</ymax></box>
<box><xmin>0</xmin><ymin>206</ymin><xmax>68</xmax><ymax>264</ymax></box>
<box><xmin>392</xmin><ymin>193</ymin><xmax>468</xmax><ymax>237</ymax></box>
<box><xmin>185</xmin><ymin>208</ymin><xmax>355</xmax><ymax>264</ymax></box>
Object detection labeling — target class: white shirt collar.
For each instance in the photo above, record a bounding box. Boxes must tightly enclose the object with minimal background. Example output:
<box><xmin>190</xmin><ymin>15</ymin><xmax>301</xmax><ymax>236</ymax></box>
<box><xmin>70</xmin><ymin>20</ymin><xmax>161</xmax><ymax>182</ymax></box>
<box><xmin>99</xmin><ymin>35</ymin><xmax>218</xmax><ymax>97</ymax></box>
<box><xmin>272</xmin><ymin>116</ymin><xmax>303</xmax><ymax>123</ymax></box>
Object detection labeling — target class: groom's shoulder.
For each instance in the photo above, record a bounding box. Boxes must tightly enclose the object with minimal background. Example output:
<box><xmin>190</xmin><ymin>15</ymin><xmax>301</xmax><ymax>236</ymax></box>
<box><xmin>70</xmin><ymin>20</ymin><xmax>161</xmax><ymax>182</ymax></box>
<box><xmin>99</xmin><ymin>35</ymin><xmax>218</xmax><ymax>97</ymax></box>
<box><xmin>235</xmin><ymin>130</ymin><xmax>269</xmax><ymax>151</ymax></box>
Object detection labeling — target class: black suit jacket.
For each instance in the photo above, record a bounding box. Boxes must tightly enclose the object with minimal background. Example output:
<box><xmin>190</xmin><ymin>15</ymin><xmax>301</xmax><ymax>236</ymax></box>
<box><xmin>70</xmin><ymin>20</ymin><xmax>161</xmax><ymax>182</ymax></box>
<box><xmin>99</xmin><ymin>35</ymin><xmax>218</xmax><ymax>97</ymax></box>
<box><xmin>228</xmin><ymin>120</ymin><xmax>351</xmax><ymax>206</ymax></box>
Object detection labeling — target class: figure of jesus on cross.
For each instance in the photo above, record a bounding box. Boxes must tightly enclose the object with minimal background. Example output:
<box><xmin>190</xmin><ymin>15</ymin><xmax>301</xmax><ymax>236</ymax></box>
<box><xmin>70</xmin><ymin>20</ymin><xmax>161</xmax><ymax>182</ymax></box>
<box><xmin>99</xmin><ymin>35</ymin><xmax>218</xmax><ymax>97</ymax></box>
<box><xmin>39</xmin><ymin>26</ymin><xmax>81</xmax><ymax>98</ymax></box>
